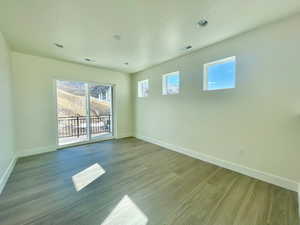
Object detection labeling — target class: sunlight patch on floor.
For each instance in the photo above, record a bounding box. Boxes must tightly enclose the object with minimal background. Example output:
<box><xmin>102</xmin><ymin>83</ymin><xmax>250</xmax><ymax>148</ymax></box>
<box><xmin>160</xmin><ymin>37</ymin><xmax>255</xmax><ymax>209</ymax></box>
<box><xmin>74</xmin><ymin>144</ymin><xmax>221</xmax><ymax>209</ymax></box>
<box><xmin>101</xmin><ymin>195</ymin><xmax>148</xmax><ymax>225</ymax></box>
<box><xmin>72</xmin><ymin>163</ymin><xmax>105</xmax><ymax>191</ymax></box>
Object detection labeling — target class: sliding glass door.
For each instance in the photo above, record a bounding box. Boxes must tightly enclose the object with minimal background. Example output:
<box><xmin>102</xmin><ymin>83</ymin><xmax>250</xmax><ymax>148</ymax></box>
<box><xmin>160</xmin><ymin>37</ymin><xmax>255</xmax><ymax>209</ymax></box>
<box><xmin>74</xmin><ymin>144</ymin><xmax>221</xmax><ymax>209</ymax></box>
<box><xmin>56</xmin><ymin>80</ymin><xmax>113</xmax><ymax>146</ymax></box>
<box><xmin>89</xmin><ymin>84</ymin><xmax>112</xmax><ymax>139</ymax></box>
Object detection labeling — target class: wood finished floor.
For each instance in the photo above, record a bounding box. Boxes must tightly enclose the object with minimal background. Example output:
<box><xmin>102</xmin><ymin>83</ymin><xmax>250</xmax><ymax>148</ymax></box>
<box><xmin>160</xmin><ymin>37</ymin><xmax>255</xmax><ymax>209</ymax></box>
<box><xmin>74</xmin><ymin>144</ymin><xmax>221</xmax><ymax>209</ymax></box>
<box><xmin>0</xmin><ymin>138</ymin><xmax>299</xmax><ymax>225</ymax></box>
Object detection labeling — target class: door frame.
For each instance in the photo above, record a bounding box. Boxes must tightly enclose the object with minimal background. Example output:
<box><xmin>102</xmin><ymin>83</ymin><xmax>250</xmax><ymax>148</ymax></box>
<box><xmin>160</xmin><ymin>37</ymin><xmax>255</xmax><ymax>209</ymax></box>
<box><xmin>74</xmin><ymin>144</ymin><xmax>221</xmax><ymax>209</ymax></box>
<box><xmin>53</xmin><ymin>78</ymin><xmax>116</xmax><ymax>149</ymax></box>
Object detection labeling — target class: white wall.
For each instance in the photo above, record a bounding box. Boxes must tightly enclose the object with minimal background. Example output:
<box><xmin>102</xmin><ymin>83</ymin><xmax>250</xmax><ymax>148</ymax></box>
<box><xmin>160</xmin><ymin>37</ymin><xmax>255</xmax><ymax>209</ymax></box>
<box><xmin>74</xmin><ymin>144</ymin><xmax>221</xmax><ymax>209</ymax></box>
<box><xmin>11</xmin><ymin>52</ymin><xmax>132</xmax><ymax>156</ymax></box>
<box><xmin>132</xmin><ymin>15</ymin><xmax>300</xmax><ymax>187</ymax></box>
<box><xmin>0</xmin><ymin>32</ymin><xmax>16</xmax><ymax>192</ymax></box>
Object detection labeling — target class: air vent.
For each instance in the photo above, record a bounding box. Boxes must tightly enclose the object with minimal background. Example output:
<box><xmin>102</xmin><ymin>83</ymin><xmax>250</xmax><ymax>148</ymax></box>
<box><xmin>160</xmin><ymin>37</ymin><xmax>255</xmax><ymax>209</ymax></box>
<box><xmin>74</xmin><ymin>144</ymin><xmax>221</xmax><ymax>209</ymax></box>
<box><xmin>85</xmin><ymin>58</ymin><xmax>96</xmax><ymax>62</ymax></box>
<box><xmin>198</xmin><ymin>19</ymin><xmax>208</xmax><ymax>27</ymax></box>
<box><xmin>54</xmin><ymin>43</ymin><xmax>64</xmax><ymax>48</ymax></box>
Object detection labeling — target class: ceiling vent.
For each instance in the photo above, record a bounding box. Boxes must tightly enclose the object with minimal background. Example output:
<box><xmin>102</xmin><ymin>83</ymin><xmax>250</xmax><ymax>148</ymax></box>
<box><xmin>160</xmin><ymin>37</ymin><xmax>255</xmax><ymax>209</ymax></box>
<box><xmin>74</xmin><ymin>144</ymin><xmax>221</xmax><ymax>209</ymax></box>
<box><xmin>85</xmin><ymin>58</ymin><xmax>96</xmax><ymax>62</ymax></box>
<box><xmin>54</xmin><ymin>43</ymin><xmax>64</xmax><ymax>48</ymax></box>
<box><xmin>198</xmin><ymin>19</ymin><xmax>208</xmax><ymax>27</ymax></box>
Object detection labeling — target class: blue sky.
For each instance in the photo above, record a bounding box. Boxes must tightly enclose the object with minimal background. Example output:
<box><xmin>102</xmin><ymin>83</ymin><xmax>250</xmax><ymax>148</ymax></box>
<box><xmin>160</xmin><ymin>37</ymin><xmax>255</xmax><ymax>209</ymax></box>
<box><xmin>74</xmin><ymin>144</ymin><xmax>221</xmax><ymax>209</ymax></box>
<box><xmin>207</xmin><ymin>61</ymin><xmax>236</xmax><ymax>90</ymax></box>
<box><xmin>167</xmin><ymin>73</ymin><xmax>180</xmax><ymax>87</ymax></box>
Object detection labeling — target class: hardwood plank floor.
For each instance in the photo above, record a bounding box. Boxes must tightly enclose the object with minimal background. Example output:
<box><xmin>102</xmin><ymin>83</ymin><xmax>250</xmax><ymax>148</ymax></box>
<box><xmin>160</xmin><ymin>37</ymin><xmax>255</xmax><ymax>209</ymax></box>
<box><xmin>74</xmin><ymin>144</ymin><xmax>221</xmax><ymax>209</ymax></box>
<box><xmin>0</xmin><ymin>138</ymin><xmax>299</xmax><ymax>225</ymax></box>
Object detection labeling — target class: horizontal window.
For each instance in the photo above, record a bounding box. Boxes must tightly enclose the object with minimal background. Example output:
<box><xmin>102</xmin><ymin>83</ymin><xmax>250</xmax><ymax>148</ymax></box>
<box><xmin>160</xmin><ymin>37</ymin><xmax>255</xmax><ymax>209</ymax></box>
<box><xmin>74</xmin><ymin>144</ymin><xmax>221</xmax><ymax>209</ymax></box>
<box><xmin>203</xmin><ymin>56</ymin><xmax>236</xmax><ymax>91</ymax></box>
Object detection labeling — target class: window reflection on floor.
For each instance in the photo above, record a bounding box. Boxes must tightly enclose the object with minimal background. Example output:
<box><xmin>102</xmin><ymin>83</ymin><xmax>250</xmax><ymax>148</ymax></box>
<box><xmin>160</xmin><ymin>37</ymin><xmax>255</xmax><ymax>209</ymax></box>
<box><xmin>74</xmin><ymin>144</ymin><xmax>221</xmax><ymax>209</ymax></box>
<box><xmin>101</xmin><ymin>195</ymin><xmax>148</xmax><ymax>225</ymax></box>
<box><xmin>72</xmin><ymin>163</ymin><xmax>105</xmax><ymax>191</ymax></box>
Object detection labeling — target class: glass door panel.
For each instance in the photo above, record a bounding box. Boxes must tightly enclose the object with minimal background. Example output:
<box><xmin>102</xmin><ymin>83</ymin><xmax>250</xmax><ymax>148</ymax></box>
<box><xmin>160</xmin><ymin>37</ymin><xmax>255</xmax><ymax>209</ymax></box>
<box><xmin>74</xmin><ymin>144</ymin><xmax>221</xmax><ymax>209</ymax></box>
<box><xmin>89</xmin><ymin>84</ymin><xmax>113</xmax><ymax>139</ymax></box>
<box><xmin>56</xmin><ymin>80</ymin><xmax>89</xmax><ymax>146</ymax></box>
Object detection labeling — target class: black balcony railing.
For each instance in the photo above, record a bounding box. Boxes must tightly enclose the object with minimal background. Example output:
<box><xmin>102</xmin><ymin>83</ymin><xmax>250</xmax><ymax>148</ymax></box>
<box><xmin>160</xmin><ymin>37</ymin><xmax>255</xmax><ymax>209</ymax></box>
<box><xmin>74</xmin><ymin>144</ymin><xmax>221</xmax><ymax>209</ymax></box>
<box><xmin>58</xmin><ymin>115</ymin><xmax>111</xmax><ymax>138</ymax></box>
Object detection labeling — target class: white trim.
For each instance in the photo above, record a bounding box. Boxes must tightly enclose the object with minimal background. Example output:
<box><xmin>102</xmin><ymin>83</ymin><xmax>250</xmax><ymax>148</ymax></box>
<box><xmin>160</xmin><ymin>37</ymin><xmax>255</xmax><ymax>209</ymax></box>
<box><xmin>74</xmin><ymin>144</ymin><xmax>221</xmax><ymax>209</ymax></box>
<box><xmin>136</xmin><ymin>135</ymin><xmax>298</xmax><ymax>192</ymax></box>
<box><xmin>204</xmin><ymin>56</ymin><xmax>236</xmax><ymax>67</ymax></box>
<box><xmin>298</xmin><ymin>184</ymin><xmax>300</xmax><ymax>218</ymax></box>
<box><xmin>57</xmin><ymin>134</ymin><xmax>114</xmax><ymax>149</ymax></box>
<box><xmin>0</xmin><ymin>156</ymin><xmax>17</xmax><ymax>194</ymax></box>
<box><xmin>17</xmin><ymin>145</ymin><xmax>57</xmax><ymax>158</ymax></box>
<box><xmin>17</xmin><ymin>133</ymin><xmax>124</xmax><ymax>157</ymax></box>
<box><xmin>53</xmin><ymin>79</ymin><xmax>59</xmax><ymax>147</ymax></box>
<box><xmin>111</xmin><ymin>85</ymin><xmax>117</xmax><ymax>137</ymax></box>
<box><xmin>115</xmin><ymin>132</ymin><xmax>133</xmax><ymax>139</ymax></box>
<box><xmin>86</xmin><ymin>83</ymin><xmax>92</xmax><ymax>141</ymax></box>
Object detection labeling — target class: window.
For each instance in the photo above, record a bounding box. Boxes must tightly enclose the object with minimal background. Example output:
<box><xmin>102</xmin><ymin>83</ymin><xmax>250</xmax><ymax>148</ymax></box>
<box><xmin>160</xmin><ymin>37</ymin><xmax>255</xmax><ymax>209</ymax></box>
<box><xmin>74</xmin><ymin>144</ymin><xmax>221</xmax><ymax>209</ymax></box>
<box><xmin>138</xmin><ymin>79</ymin><xmax>149</xmax><ymax>97</ymax></box>
<box><xmin>203</xmin><ymin>56</ymin><xmax>236</xmax><ymax>91</ymax></box>
<box><xmin>56</xmin><ymin>80</ymin><xmax>113</xmax><ymax>146</ymax></box>
<box><xmin>162</xmin><ymin>71</ymin><xmax>180</xmax><ymax>95</ymax></box>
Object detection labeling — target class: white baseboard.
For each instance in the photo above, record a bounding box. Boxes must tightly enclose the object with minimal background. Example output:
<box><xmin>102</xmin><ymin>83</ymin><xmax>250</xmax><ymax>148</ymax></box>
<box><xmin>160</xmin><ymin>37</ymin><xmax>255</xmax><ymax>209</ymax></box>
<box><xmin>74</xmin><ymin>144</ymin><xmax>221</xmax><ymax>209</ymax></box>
<box><xmin>0</xmin><ymin>156</ymin><xmax>17</xmax><ymax>194</ymax></box>
<box><xmin>298</xmin><ymin>184</ymin><xmax>300</xmax><ymax>217</ymax></box>
<box><xmin>58</xmin><ymin>135</ymin><xmax>115</xmax><ymax>150</ymax></box>
<box><xmin>18</xmin><ymin>134</ymin><xmax>132</xmax><ymax>158</ymax></box>
<box><xmin>17</xmin><ymin>145</ymin><xmax>57</xmax><ymax>158</ymax></box>
<box><xmin>116</xmin><ymin>132</ymin><xmax>133</xmax><ymax>139</ymax></box>
<box><xmin>136</xmin><ymin>135</ymin><xmax>298</xmax><ymax>192</ymax></box>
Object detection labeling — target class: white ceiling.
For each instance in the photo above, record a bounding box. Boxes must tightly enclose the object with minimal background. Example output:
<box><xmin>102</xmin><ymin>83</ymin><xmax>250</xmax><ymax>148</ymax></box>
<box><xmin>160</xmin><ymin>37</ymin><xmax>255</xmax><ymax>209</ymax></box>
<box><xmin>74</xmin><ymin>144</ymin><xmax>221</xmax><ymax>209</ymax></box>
<box><xmin>0</xmin><ymin>0</ymin><xmax>300</xmax><ymax>73</ymax></box>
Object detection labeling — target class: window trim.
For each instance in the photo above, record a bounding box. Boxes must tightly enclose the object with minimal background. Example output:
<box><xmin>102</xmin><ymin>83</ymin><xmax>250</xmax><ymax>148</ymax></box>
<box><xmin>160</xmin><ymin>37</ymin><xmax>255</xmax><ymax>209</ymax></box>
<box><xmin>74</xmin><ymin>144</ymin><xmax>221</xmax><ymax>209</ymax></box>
<box><xmin>162</xmin><ymin>71</ymin><xmax>180</xmax><ymax>95</ymax></box>
<box><xmin>203</xmin><ymin>56</ymin><xmax>236</xmax><ymax>91</ymax></box>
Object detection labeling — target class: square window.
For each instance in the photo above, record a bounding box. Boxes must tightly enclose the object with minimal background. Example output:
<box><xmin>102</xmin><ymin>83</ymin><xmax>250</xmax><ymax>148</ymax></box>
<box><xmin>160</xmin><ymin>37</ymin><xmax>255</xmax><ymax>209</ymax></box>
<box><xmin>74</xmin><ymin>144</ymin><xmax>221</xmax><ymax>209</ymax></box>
<box><xmin>138</xmin><ymin>79</ymin><xmax>149</xmax><ymax>97</ymax></box>
<box><xmin>162</xmin><ymin>71</ymin><xmax>180</xmax><ymax>95</ymax></box>
<box><xmin>203</xmin><ymin>56</ymin><xmax>236</xmax><ymax>91</ymax></box>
